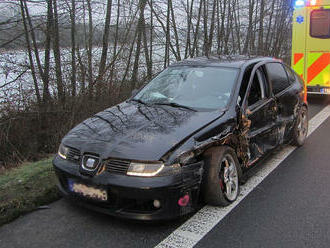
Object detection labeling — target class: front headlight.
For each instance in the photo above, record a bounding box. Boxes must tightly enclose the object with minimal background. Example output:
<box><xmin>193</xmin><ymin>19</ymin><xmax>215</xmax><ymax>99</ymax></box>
<box><xmin>127</xmin><ymin>162</ymin><xmax>181</xmax><ymax>177</ymax></box>
<box><xmin>58</xmin><ymin>144</ymin><xmax>69</xmax><ymax>159</ymax></box>
<box><xmin>127</xmin><ymin>162</ymin><xmax>165</xmax><ymax>177</ymax></box>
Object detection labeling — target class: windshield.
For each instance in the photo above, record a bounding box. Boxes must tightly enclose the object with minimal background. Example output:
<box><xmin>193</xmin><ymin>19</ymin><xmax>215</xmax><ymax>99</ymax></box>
<box><xmin>133</xmin><ymin>66</ymin><xmax>239</xmax><ymax>110</ymax></box>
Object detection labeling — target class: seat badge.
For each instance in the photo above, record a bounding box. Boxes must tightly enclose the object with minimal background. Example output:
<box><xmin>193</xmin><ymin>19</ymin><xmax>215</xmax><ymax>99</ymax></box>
<box><xmin>86</xmin><ymin>158</ymin><xmax>96</xmax><ymax>169</ymax></box>
<box><xmin>81</xmin><ymin>155</ymin><xmax>100</xmax><ymax>172</ymax></box>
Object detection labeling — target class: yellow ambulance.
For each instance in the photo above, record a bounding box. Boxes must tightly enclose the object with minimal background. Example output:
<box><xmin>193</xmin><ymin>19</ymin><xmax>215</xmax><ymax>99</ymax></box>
<box><xmin>292</xmin><ymin>0</ymin><xmax>330</xmax><ymax>94</ymax></box>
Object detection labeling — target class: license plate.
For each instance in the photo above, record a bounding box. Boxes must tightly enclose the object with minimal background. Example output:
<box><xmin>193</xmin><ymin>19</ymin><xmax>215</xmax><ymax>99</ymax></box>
<box><xmin>68</xmin><ymin>179</ymin><xmax>107</xmax><ymax>201</ymax></box>
<box><xmin>321</xmin><ymin>88</ymin><xmax>330</xmax><ymax>94</ymax></box>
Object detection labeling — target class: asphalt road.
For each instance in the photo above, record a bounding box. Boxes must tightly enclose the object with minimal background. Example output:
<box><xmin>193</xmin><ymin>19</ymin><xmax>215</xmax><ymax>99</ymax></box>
<box><xmin>1</xmin><ymin>96</ymin><xmax>330</xmax><ymax>248</ymax></box>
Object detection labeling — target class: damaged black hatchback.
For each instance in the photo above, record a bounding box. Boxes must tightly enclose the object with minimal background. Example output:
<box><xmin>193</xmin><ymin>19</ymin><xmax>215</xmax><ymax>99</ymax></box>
<box><xmin>53</xmin><ymin>56</ymin><xmax>308</xmax><ymax>220</ymax></box>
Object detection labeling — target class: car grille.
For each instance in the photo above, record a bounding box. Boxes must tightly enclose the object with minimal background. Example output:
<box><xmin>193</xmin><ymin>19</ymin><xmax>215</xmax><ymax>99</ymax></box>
<box><xmin>64</xmin><ymin>149</ymin><xmax>130</xmax><ymax>175</ymax></box>
<box><xmin>106</xmin><ymin>159</ymin><xmax>130</xmax><ymax>174</ymax></box>
<box><xmin>67</xmin><ymin>147</ymin><xmax>81</xmax><ymax>163</ymax></box>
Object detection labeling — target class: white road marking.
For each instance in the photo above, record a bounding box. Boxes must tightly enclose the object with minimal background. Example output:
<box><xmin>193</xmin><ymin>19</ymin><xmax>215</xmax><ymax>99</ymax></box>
<box><xmin>155</xmin><ymin>105</ymin><xmax>330</xmax><ymax>248</ymax></box>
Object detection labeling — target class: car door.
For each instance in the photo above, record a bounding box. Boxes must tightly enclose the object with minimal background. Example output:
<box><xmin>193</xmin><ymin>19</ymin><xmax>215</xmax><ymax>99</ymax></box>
<box><xmin>243</xmin><ymin>65</ymin><xmax>279</xmax><ymax>165</ymax></box>
<box><xmin>265</xmin><ymin>62</ymin><xmax>301</xmax><ymax>143</ymax></box>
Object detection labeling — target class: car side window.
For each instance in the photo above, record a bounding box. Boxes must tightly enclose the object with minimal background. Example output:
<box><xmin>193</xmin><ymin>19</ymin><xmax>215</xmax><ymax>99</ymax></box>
<box><xmin>265</xmin><ymin>62</ymin><xmax>290</xmax><ymax>95</ymax></box>
<box><xmin>247</xmin><ymin>68</ymin><xmax>267</xmax><ymax>107</ymax></box>
<box><xmin>295</xmin><ymin>73</ymin><xmax>304</xmax><ymax>86</ymax></box>
<box><xmin>238</xmin><ymin>65</ymin><xmax>253</xmax><ymax>106</ymax></box>
<box><xmin>283</xmin><ymin>65</ymin><xmax>296</xmax><ymax>83</ymax></box>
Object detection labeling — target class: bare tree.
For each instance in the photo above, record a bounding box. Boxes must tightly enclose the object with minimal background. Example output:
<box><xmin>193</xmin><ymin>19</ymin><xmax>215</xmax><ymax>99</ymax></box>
<box><xmin>169</xmin><ymin>0</ymin><xmax>181</xmax><ymax>60</ymax></box>
<box><xmin>131</xmin><ymin>0</ymin><xmax>147</xmax><ymax>87</ymax></box>
<box><xmin>19</xmin><ymin>0</ymin><xmax>41</xmax><ymax>106</ymax></box>
<box><xmin>69</xmin><ymin>0</ymin><xmax>77</xmax><ymax>97</ymax></box>
<box><xmin>96</xmin><ymin>0</ymin><xmax>112</xmax><ymax>97</ymax></box>
<box><xmin>86</xmin><ymin>0</ymin><xmax>93</xmax><ymax>97</ymax></box>
<box><xmin>52</xmin><ymin>0</ymin><xmax>65</xmax><ymax>105</ymax></box>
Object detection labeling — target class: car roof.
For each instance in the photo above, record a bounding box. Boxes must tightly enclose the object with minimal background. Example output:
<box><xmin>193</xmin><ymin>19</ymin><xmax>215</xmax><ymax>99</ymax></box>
<box><xmin>169</xmin><ymin>55</ymin><xmax>276</xmax><ymax>69</ymax></box>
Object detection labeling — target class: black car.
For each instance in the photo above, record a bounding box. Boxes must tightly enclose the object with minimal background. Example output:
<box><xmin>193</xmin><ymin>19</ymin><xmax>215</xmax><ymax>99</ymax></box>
<box><xmin>53</xmin><ymin>56</ymin><xmax>308</xmax><ymax>220</ymax></box>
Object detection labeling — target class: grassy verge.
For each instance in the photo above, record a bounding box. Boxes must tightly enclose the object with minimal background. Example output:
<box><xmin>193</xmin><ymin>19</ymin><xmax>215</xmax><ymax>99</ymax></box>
<box><xmin>0</xmin><ymin>158</ymin><xmax>61</xmax><ymax>226</ymax></box>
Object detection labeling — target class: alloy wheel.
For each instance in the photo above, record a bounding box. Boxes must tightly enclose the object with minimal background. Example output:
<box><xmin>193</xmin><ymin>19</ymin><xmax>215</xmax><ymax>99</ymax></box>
<box><xmin>219</xmin><ymin>154</ymin><xmax>239</xmax><ymax>202</ymax></box>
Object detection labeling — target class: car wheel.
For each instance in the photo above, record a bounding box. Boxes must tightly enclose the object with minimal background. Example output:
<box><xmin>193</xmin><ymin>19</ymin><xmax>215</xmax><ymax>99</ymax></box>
<box><xmin>202</xmin><ymin>146</ymin><xmax>242</xmax><ymax>206</ymax></box>
<box><xmin>291</xmin><ymin>105</ymin><xmax>308</xmax><ymax>147</ymax></box>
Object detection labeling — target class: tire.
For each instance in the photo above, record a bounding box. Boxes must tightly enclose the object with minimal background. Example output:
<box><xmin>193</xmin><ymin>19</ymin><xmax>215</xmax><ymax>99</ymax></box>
<box><xmin>202</xmin><ymin>146</ymin><xmax>242</xmax><ymax>206</ymax></box>
<box><xmin>291</xmin><ymin>105</ymin><xmax>308</xmax><ymax>147</ymax></box>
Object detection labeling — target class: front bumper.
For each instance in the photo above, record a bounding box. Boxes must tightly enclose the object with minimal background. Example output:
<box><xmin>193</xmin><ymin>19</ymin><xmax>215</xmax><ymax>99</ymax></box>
<box><xmin>53</xmin><ymin>156</ymin><xmax>204</xmax><ymax>221</ymax></box>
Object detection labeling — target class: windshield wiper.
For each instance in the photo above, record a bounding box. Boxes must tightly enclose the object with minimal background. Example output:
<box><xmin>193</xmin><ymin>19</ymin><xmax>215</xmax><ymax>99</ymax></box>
<box><xmin>154</xmin><ymin>102</ymin><xmax>197</xmax><ymax>112</ymax></box>
<box><xmin>130</xmin><ymin>98</ymin><xmax>147</xmax><ymax>105</ymax></box>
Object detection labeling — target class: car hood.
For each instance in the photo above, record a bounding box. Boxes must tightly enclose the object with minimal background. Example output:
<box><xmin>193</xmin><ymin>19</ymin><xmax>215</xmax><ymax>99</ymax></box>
<box><xmin>63</xmin><ymin>102</ymin><xmax>224</xmax><ymax>161</ymax></box>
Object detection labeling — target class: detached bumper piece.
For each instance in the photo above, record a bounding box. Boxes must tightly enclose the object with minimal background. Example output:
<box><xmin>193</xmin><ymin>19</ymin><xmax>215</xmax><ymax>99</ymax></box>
<box><xmin>53</xmin><ymin>156</ymin><xmax>204</xmax><ymax>221</ymax></box>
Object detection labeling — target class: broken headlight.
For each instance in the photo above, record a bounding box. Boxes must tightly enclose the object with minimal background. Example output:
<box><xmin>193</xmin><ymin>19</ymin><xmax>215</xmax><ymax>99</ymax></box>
<box><xmin>58</xmin><ymin>144</ymin><xmax>69</xmax><ymax>160</ymax></box>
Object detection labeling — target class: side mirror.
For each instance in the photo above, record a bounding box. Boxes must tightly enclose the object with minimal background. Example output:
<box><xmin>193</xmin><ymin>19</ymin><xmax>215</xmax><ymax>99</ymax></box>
<box><xmin>131</xmin><ymin>89</ymin><xmax>138</xmax><ymax>97</ymax></box>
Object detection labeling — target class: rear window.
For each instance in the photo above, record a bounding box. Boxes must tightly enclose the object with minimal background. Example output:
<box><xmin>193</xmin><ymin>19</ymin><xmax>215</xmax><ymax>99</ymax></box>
<box><xmin>310</xmin><ymin>9</ymin><xmax>330</xmax><ymax>38</ymax></box>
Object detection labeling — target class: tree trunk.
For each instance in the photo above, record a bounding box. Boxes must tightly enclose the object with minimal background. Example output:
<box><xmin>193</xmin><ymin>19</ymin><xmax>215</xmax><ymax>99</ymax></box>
<box><xmin>258</xmin><ymin>0</ymin><xmax>265</xmax><ymax>55</ymax></box>
<box><xmin>109</xmin><ymin>0</ymin><xmax>120</xmax><ymax>87</ymax></box>
<box><xmin>223</xmin><ymin>0</ymin><xmax>232</xmax><ymax>54</ymax></box>
<box><xmin>207</xmin><ymin>0</ymin><xmax>217</xmax><ymax>56</ymax></box>
<box><xmin>149</xmin><ymin>0</ymin><xmax>153</xmax><ymax>68</ymax></box>
<box><xmin>243</xmin><ymin>0</ymin><xmax>255</xmax><ymax>54</ymax></box>
<box><xmin>96</xmin><ymin>0</ymin><xmax>112</xmax><ymax>97</ymax></box>
<box><xmin>169</xmin><ymin>0</ymin><xmax>181</xmax><ymax>61</ymax></box>
<box><xmin>43</xmin><ymin>0</ymin><xmax>52</xmax><ymax>103</ymax></box>
<box><xmin>120</xmin><ymin>29</ymin><xmax>138</xmax><ymax>96</ymax></box>
<box><xmin>217</xmin><ymin>0</ymin><xmax>227</xmax><ymax>54</ymax></box>
<box><xmin>203</xmin><ymin>0</ymin><xmax>209</xmax><ymax>56</ymax></box>
<box><xmin>52</xmin><ymin>0</ymin><xmax>65</xmax><ymax>105</ymax></box>
<box><xmin>143</xmin><ymin>23</ymin><xmax>152</xmax><ymax>80</ymax></box>
<box><xmin>192</xmin><ymin>0</ymin><xmax>203</xmax><ymax>57</ymax></box>
<box><xmin>131</xmin><ymin>0</ymin><xmax>147</xmax><ymax>87</ymax></box>
<box><xmin>24</xmin><ymin>0</ymin><xmax>51</xmax><ymax>104</ymax></box>
<box><xmin>148</xmin><ymin>1</ymin><xmax>178</xmax><ymax>60</ymax></box>
<box><xmin>19</xmin><ymin>0</ymin><xmax>41</xmax><ymax>106</ymax></box>
<box><xmin>86</xmin><ymin>0</ymin><xmax>93</xmax><ymax>97</ymax></box>
<box><xmin>164</xmin><ymin>1</ymin><xmax>170</xmax><ymax>68</ymax></box>
<box><xmin>70</xmin><ymin>0</ymin><xmax>77</xmax><ymax>97</ymax></box>
<box><xmin>184</xmin><ymin>0</ymin><xmax>194</xmax><ymax>58</ymax></box>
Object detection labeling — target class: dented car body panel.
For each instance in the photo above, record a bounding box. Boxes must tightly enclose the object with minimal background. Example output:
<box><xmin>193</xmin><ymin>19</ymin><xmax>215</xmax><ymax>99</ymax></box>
<box><xmin>53</xmin><ymin>56</ymin><xmax>307</xmax><ymax>220</ymax></box>
<box><xmin>62</xmin><ymin>102</ymin><xmax>224</xmax><ymax>162</ymax></box>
